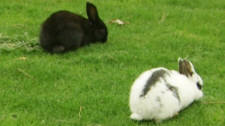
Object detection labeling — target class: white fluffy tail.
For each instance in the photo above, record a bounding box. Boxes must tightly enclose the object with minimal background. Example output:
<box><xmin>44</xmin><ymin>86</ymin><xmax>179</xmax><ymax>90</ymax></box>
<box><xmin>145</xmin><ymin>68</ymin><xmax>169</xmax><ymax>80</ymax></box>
<box><xmin>130</xmin><ymin>113</ymin><xmax>143</xmax><ymax>121</ymax></box>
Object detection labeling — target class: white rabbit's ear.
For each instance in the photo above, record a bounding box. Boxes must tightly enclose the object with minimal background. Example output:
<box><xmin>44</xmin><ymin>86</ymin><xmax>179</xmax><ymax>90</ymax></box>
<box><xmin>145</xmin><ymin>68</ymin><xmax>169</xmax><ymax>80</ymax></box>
<box><xmin>178</xmin><ymin>58</ymin><xmax>194</xmax><ymax>77</ymax></box>
<box><xmin>86</xmin><ymin>2</ymin><xmax>99</xmax><ymax>23</ymax></box>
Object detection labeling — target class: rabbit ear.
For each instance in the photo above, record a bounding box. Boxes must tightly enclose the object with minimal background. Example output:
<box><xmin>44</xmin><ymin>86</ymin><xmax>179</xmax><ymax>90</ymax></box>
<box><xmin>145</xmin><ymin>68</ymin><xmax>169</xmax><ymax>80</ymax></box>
<box><xmin>86</xmin><ymin>2</ymin><xmax>99</xmax><ymax>22</ymax></box>
<box><xmin>178</xmin><ymin>58</ymin><xmax>194</xmax><ymax>77</ymax></box>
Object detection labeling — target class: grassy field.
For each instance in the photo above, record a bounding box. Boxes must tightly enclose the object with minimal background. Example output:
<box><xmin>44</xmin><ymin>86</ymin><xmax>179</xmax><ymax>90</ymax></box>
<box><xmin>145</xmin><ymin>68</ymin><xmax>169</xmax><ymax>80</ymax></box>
<box><xmin>0</xmin><ymin>0</ymin><xmax>225</xmax><ymax>126</ymax></box>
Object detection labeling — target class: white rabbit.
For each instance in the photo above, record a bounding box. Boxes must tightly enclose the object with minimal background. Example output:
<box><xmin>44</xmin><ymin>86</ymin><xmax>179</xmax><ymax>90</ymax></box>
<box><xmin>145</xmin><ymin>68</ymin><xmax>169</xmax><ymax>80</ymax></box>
<box><xmin>129</xmin><ymin>58</ymin><xmax>203</xmax><ymax>122</ymax></box>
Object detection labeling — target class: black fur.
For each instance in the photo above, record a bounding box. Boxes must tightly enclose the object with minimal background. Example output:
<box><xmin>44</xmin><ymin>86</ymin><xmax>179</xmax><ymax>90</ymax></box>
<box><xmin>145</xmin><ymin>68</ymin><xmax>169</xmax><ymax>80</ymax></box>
<box><xmin>39</xmin><ymin>2</ymin><xmax>108</xmax><ymax>53</ymax></box>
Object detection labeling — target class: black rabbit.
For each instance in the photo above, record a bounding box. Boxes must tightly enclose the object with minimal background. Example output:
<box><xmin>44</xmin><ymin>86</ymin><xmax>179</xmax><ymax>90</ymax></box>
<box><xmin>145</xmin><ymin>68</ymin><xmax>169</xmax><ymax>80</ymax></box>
<box><xmin>39</xmin><ymin>2</ymin><xmax>108</xmax><ymax>53</ymax></box>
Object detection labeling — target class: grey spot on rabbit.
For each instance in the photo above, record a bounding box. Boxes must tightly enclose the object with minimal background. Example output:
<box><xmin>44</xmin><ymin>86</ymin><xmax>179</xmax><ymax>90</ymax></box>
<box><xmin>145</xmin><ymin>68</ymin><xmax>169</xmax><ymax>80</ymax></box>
<box><xmin>140</xmin><ymin>69</ymin><xmax>181</xmax><ymax>103</ymax></box>
<box><xmin>156</xmin><ymin>96</ymin><xmax>163</xmax><ymax>107</ymax></box>
<box><xmin>165</xmin><ymin>83</ymin><xmax>181</xmax><ymax>103</ymax></box>
<box><xmin>140</xmin><ymin>69</ymin><xmax>169</xmax><ymax>97</ymax></box>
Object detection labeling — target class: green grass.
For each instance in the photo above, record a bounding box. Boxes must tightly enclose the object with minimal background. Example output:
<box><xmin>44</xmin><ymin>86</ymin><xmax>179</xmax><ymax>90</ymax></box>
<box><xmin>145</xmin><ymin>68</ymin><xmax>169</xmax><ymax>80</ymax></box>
<box><xmin>0</xmin><ymin>0</ymin><xmax>225</xmax><ymax>126</ymax></box>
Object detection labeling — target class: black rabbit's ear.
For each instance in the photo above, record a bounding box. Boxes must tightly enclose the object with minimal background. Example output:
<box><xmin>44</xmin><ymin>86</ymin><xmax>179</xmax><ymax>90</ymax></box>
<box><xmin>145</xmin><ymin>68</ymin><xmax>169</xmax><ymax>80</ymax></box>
<box><xmin>178</xmin><ymin>58</ymin><xmax>194</xmax><ymax>77</ymax></box>
<box><xmin>86</xmin><ymin>2</ymin><xmax>99</xmax><ymax>22</ymax></box>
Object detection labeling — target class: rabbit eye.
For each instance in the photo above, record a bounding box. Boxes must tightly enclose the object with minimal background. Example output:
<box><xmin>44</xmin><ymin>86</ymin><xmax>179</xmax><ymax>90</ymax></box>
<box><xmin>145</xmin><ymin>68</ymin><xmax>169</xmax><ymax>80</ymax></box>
<box><xmin>197</xmin><ymin>82</ymin><xmax>202</xmax><ymax>90</ymax></box>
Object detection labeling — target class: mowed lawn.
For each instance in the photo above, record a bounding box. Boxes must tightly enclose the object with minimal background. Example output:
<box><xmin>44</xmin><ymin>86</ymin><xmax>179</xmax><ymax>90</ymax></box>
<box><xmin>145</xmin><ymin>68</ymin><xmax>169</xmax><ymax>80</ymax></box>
<box><xmin>0</xmin><ymin>0</ymin><xmax>225</xmax><ymax>126</ymax></box>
